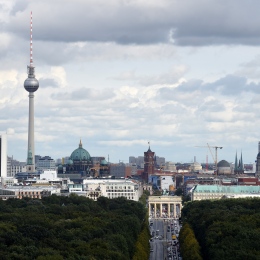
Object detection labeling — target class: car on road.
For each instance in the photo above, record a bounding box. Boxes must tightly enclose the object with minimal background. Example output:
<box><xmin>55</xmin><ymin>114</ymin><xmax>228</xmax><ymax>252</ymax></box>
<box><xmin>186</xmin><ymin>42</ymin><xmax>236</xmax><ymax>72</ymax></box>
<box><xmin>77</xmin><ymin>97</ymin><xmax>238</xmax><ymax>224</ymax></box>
<box><xmin>172</xmin><ymin>235</ymin><xmax>177</xmax><ymax>240</ymax></box>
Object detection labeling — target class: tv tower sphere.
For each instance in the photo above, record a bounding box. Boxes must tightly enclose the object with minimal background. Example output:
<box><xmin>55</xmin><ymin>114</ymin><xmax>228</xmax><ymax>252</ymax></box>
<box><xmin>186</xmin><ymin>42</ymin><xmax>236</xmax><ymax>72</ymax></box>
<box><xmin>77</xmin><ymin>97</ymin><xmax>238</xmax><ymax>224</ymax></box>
<box><xmin>24</xmin><ymin>66</ymin><xmax>39</xmax><ymax>92</ymax></box>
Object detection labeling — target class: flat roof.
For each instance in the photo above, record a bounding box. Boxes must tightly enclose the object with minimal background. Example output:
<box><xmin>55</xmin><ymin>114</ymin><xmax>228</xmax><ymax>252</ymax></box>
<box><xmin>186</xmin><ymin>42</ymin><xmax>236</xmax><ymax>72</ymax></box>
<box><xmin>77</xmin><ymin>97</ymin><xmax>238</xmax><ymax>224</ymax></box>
<box><xmin>193</xmin><ymin>184</ymin><xmax>260</xmax><ymax>194</ymax></box>
<box><xmin>83</xmin><ymin>179</ymin><xmax>140</xmax><ymax>185</ymax></box>
<box><xmin>1</xmin><ymin>186</ymin><xmax>60</xmax><ymax>191</ymax></box>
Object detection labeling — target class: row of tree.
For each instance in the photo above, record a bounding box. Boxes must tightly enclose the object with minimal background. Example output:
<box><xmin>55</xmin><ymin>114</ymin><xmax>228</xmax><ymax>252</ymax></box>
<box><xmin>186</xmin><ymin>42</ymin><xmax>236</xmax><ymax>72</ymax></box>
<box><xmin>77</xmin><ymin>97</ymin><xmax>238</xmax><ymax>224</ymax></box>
<box><xmin>179</xmin><ymin>223</ymin><xmax>202</xmax><ymax>260</ymax></box>
<box><xmin>181</xmin><ymin>198</ymin><xmax>260</xmax><ymax>260</ymax></box>
<box><xmin>0</xmin><ymin>194</ymin><xmax>148</xmax><ymax>260</ymax></box>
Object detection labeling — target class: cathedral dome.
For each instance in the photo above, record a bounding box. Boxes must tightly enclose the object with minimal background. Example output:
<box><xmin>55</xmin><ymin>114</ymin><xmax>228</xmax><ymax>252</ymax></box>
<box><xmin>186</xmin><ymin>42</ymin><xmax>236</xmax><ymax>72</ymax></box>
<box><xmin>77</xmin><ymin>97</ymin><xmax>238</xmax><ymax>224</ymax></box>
<box><xmin>70</xmin><ymin>140</ymin><xmax>91</xmax><ymax>161</ymax></box>
<box><xmin>217</xmin><ymin>160</ymin><xmax>230</xmax><ymax>168</ymax></box>
<box><xmin>217</xmin><ymin>160</ymin><xmax>231</xmax><ymax>174</ymax></box>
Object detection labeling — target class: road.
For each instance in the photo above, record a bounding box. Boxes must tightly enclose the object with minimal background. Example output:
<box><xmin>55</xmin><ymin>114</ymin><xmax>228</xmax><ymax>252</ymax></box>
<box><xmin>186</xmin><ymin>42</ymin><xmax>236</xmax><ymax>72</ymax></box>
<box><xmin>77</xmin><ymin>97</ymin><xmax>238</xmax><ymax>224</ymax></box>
<box><xmin>149</xmin><ymin>218</ymin><xmax>182</xmax><ymax>260</ymax></box>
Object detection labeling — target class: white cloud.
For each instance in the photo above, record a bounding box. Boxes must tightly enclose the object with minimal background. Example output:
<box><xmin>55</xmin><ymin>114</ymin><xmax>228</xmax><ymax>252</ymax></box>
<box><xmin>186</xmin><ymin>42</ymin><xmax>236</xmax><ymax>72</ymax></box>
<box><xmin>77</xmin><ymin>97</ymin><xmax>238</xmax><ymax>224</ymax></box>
<box><xmin>50</xmin><ymin>66</ymin><xmax>67</xmax><ymax>88</ymax></box>
<box><xmin>6</xmin><ymin>128</ymin><xmax>15</xmax><ymax>135</ymax></box>
<box><xmin>0</xmin><ymin>33</ymin><xmax>11</xmax><ymax>50</ymax></box>
<box><xmin>1</xmin><ymin>0</ymin><xmax>260</xmax><ymax>164</ymax></box>
<box><xmin>0</xmin><ymin>69</ymin><xmax>19</xmax><ymax>87</ymax></box>
<box><xmin>0</xmin><ymin>0</ymin><xmax>15</xmax><ymax>23</ymax></box>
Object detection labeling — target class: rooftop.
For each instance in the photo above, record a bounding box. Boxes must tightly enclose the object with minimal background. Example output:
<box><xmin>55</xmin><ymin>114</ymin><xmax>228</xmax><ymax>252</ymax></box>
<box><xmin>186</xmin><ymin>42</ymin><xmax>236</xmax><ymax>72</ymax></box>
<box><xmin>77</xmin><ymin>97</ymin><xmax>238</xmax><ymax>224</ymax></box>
<box><xmin>193</xmin><ymin>184</ymin><xmax>260</xmax><ymax>194</ymax></box>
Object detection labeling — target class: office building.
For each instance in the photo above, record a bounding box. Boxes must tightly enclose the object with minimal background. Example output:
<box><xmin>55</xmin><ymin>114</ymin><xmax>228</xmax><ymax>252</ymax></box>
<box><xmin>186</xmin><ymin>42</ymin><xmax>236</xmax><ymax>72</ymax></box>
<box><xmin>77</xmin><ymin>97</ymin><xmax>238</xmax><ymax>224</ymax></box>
<box><xmin>7</xmin><ymin>156</ymin><xmax>26</xmax><ymax>177</ymax></box>
<box><xmin>36</xmin><ymin>156</ymin><xmax>56</xmax><ymax>172</ymax></box>
<box><xmin>0</xmin><ymin>134</ymin><xmax>7</xmax><ymax>178</ymax></box>
<box><xmin>109</xmin><ymin>162</ymin><xmax>133</xmax><ymax>178</ymax></box>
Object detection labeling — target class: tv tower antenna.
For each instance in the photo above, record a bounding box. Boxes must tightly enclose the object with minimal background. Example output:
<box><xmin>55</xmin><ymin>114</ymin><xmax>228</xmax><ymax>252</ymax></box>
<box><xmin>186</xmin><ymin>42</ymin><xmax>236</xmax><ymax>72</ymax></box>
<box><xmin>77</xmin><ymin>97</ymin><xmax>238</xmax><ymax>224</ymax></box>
<box><xmin>30</xmin><ymin>11</ymin><xmax>33</xmax><ymax>66</ymax></box>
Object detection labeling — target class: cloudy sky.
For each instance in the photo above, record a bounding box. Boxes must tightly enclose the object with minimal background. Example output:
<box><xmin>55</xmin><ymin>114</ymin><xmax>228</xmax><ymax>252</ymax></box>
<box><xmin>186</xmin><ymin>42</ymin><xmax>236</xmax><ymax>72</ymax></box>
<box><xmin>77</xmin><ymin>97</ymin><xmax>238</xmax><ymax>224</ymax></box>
<box><xmin>1</xmin><ymin>0</ymin><xmax>260</xmax><ymax>164</ymax></box>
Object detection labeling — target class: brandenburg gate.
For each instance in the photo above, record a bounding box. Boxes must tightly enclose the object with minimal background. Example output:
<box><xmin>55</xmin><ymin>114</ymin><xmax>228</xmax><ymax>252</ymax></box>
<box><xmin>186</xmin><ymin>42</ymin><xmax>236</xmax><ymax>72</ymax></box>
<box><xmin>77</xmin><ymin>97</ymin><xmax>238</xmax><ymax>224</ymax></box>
<box><xmin>148</xmin><ymin>196</ymin><xmax>182</xmax><ymax>218</ymax></box>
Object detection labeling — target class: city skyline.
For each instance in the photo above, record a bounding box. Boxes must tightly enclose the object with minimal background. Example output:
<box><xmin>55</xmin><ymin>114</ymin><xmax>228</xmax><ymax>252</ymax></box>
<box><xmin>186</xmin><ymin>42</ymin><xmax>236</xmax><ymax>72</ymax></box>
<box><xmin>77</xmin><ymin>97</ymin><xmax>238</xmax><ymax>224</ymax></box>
<box><xmin>1</xmin><ymin>1</ymin><xmax>260</xmax><ymax>164</ymax></box>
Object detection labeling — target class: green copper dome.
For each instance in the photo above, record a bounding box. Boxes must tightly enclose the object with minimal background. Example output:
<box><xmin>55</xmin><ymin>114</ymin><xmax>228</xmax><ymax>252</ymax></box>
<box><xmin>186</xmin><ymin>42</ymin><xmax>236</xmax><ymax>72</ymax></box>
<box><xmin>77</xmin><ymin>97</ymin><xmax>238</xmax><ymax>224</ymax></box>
<box><xmin>68</xmin><ymin>159</ymin><xmax>73</xmax><ymax>165</ymax></box>
<box><xmin>100</xmin><ymin>159</ymin><xmax>108</xmax><ymax>165</ymax></box>
<box><xmin>70</xmin><ymin>140</ymin><xmax>91</xmax><ymax>161</ymax></box>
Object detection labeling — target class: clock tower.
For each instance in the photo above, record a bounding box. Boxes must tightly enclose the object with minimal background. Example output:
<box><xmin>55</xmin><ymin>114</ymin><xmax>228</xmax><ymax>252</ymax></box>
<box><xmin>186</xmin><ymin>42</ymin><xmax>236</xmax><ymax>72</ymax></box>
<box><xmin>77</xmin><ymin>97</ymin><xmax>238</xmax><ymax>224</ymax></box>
<box><xmin>143</xmin><ymin>143</ymin><xmax>155</xmax><ymax>183</ymax></box>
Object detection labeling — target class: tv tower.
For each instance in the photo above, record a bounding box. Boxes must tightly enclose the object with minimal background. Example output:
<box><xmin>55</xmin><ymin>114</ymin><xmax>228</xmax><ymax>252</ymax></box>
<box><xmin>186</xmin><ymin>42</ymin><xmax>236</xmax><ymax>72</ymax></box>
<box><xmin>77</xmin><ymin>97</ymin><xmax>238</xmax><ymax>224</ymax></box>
<box><xmin>24</xmin><ymin>11</ymin><xmax>39</xmax><ymax>172</ymax></box>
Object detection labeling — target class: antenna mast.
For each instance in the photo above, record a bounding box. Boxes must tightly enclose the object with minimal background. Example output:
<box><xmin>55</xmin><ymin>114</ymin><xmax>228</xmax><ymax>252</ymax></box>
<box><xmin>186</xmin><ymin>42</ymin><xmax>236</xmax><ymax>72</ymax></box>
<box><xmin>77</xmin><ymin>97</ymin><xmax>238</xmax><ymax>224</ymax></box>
<box><xmin>30</xmin><ymin>11</ymin><xmax>33</xmax><ymax>66</ymax></box>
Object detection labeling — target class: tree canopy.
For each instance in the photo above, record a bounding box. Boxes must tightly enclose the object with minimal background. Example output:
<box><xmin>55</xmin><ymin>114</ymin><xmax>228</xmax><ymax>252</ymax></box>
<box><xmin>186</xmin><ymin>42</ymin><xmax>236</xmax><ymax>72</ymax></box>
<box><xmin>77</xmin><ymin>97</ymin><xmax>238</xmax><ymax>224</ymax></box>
<box><xmin>181</xmin><ymin>198</ymin><xmax>260</xmax><ymax>260</ymax></box>
<box><xmin>0</xmin><ymin>195</ymin><xmax>148</xmax><ymax>260</ymax></box>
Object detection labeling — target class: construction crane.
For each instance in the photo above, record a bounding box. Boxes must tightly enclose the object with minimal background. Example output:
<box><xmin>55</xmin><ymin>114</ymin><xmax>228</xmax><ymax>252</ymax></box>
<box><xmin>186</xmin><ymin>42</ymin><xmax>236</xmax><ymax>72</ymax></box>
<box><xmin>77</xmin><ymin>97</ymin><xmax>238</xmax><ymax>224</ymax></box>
<box><xmin>195</xmin><ymin>144</ymin><xmax>223</xmax><ymax>174</ymax></box>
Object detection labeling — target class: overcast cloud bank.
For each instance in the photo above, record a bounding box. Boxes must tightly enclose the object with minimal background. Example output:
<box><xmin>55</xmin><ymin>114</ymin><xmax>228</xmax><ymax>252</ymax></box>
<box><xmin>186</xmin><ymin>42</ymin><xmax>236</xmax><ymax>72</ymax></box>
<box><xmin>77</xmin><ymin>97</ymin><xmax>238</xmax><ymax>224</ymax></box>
<box><xmin>1</xmin><ymin>0</ymin><xmax>260</xmax><ymax>164</ymax></box>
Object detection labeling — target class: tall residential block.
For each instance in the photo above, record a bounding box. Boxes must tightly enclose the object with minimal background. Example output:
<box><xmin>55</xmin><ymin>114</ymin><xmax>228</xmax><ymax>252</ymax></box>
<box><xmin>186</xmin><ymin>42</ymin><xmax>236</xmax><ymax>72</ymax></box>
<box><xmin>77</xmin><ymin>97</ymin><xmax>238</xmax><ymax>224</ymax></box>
<box><xmin>0</xmin><ymin>134</ymin><xmax>7</xmax><ymax>178</ymax></box>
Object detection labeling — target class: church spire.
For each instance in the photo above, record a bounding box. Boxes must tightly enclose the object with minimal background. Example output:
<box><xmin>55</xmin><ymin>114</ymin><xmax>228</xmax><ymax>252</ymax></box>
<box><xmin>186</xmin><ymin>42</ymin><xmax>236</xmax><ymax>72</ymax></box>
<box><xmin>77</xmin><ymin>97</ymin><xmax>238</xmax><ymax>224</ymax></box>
<box><xmin>235</xmin><ymin>151</ymin><xmax>238</xmax><ymax>171</ymax></box>
<box><xmin>79</xmin><ymin>139</ymin><xmax>82</xmax><ymax>148</ymax></box>
<box><xmin>240</xmin><ymin>151</ymin><xmax>244</xmax><ymax>171</ymax></box>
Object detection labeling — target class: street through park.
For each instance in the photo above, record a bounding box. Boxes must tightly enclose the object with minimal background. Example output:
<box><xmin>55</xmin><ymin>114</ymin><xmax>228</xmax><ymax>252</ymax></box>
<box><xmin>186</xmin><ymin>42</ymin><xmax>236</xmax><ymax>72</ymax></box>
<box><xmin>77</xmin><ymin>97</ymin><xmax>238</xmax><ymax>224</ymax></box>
<box><xmin>149</xmin><ymin>218</ymin><xmax>182</xmax><ymax>260</ymax></box>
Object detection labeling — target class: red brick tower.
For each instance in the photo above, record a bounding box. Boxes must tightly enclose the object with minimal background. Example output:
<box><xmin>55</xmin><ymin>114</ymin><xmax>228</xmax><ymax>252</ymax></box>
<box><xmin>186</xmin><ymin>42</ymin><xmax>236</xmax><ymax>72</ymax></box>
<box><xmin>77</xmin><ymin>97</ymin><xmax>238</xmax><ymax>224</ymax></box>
<box><xmin>143</xmin><ymin>143</ymin><xmax>155</xmax><ymax>183</ymax></box>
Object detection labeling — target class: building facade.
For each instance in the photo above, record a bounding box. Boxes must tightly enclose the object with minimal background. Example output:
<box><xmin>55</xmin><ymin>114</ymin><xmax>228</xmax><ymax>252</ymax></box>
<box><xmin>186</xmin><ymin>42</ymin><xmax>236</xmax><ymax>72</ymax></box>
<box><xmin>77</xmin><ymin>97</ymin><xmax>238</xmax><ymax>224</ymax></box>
<box><xmin>165</xmin><ymin>162</ymin><xmax>177</xmax><ymax>172</ymax></box>
<box><xmin>191</xmin><ymin>184</ymin><xmax>260</xmax><ymax>201</ymax></box>
<box><xmin>36</xmin><ymin>156</ymin><xmax>56</xmax><ymax>172</ymax></box>
<box><xmin>0</xmin><ymin>186</ymin><xmax>60</xmax><ymax>200</ymax></box>
<box><xmin>256</xmin><ymin>142</ymin><xmax>260</xmax><ymax>176</ymax></box>
<box><xmin>7</xmin><ymin>156</ymin><xmax>26</xmax><ymax>177</ymax></box>
<box><xmin>0</xmin><ymin>134</ymin><xmax>7</xmax><ymax>178</ymax></box>
<box><xmin>68</xmin><ymin>179</ymin><xmax>144</xmax><ymax>201</ymax></box>
<box><xmin>109</xmin><ymin>163</ymin><xmax>133</xmax><ymax>178</ymax></box>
